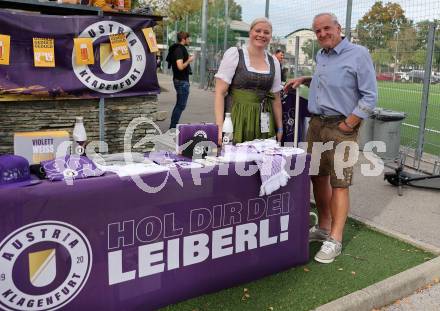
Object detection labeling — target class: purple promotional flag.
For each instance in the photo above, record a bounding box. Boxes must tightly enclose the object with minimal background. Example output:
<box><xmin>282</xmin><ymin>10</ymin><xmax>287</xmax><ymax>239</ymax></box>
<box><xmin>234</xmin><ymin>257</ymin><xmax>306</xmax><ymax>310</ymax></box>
<box><xmin>0</xmin><ymin>10</ymin><xmax>160</xmax><ymax>100</ymax></box>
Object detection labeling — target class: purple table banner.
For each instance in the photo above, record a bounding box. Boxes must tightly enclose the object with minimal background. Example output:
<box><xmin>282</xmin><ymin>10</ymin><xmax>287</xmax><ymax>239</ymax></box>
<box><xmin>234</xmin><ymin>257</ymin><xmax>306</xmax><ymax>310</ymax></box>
<box><xmin>0</xmin><ymin>9</ymin><xmax>159</xmax><ymax>101</ymax></box>
<box><xmin>0</xmin><ymin>156</ymin><xmax>310</xmax><ymax>311</ymax></box>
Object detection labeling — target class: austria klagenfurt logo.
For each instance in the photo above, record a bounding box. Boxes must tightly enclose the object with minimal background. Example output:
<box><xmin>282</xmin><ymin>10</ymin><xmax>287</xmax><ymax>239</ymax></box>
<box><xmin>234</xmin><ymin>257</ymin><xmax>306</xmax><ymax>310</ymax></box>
<box><xmin>0</xmin><ymin>221</ymin><xmax>92</xmax><ymax>311</ymax></box>
<box><xmin>72</xmin><ymin>21</ymin><xmax>146</xmax><ymax>94</ymax></box>
<box><xmin>193</xmin><ymin>130</ymin><xmax>208</xmax><ymax>139</ymax></box>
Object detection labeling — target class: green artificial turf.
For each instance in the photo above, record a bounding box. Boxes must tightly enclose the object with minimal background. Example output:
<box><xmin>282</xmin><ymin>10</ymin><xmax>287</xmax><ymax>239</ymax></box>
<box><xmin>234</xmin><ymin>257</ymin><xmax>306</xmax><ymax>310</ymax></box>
<box><xmin>161</xmin><ymin>215</ymin><xmax>435</xmax><ymax>311</ymax></box>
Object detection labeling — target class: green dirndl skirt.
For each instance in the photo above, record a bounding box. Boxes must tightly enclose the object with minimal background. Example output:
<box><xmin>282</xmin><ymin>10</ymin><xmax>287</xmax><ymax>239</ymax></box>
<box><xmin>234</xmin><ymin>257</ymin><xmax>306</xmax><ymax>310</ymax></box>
<box><xmin>230</xmin><ymin>89</ymin><xmax>276</xmax><ymax>143</ymax></box>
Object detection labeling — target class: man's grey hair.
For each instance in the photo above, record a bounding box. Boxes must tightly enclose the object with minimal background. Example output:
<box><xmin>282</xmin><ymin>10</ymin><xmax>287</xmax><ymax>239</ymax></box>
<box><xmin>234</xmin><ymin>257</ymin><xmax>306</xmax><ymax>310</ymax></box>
<box><xmin>249</xmin><ymin>17</ymin><xmax>273</xmax><ymax>31</ymax></box>
<box><xmin>312</xmin><ymin>13</ymin><xmax>341</xmax><ymax>28</ymax></box>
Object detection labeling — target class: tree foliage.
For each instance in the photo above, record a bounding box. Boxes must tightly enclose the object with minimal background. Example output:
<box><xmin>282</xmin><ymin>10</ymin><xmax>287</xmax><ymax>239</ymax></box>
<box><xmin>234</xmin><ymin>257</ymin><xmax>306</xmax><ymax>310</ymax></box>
<box><xmin>371</xmin><ymin>48</ymin><xmax>392</xmax><ymax>72</ymax></box>
<box><xmin>142</xmin><ymin>0</ymin><xmax>240</xmax><ymax>22</ymax></box>
<box><xmin>414</xmin><ymin>19</ymin><xmax>440</xmax><ymax>70</ymax></box>
<box><xmin>144</xmin><ymin>0</ymin><xmax>242</xmax><ymax>50</ymax></box>
<box><xmin>387</xmin><ymin>25</ymin><xmax>418</xmax><ymax>68</ymax></box>
<box><xmin>407</xmin><ymin>49</ymin><xmax>426</xmax><ymax>68</ymax></box>
<box><xmin>357</xmin><ymin>1</ymin><xmax>410</xmax><ymax>51</ymax></box>
<box><xmin>168</xmin><ymin>0</ymin><xmax>203</xmax><ymax>21</ymax></box>
<box><xmin>354</xmin><ymin>1</ymin><xmax>440</xmax><ymax>71</ymax></box>
<box><xmin>301</xmin><ymin>39</ymin><xmax>319</xmax><ymax>64</ymax></box>
<box><xmin>154</xmin><ymin>0</ymin><xmax>241</xmax><ymax>48</ymax></box>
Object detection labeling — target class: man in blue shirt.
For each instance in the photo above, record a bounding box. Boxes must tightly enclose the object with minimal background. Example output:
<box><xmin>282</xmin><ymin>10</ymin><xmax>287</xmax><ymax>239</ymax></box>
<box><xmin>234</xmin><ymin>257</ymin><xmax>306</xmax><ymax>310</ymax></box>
<box><xmin>285</xmin><ymin>13</ymin><xmax>377</xmax><ymax>264</ymax></box>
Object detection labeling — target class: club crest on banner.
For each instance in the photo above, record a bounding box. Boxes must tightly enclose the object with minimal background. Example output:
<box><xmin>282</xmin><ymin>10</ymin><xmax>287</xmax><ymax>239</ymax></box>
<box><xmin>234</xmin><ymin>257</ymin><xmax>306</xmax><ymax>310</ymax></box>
<box><xmin>72</xmin><ymin>21</ymin><xmax>146</xmax><ymax>94</ymax></box>
<box><xmin>28</xmin><ymin>248</ymin><xmax>56</xmax><ymax>287</ymax></box>
<box><xmin>0</xmin><ymin>221</ymin><xmax>92</xmax><ymax>311</ymax></box>
<box><xmin>193</xmin><ymin>130</ymin><xmax>208</xmax><ymax>139</ymax></box>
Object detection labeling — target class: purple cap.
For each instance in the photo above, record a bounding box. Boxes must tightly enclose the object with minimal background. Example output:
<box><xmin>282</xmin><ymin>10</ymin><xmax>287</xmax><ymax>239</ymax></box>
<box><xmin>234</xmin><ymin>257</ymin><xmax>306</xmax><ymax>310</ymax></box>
<box><xmin>0</xmin><ymin>155</ymin><xmax>41</xmax><ymax>188</ymax></box>
<box><xmin>41</xmin><ymin>155</ymin><xmax>104</xmax><ymax>182</ymax></box>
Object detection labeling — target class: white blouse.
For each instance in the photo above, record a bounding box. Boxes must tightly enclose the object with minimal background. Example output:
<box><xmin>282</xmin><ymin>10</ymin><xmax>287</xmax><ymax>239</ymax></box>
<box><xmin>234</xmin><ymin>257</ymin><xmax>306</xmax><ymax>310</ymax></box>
<box><xmin>214</xmin><ymin>46</ymin><xmax>283</xmax><ymax>93</ymax></box>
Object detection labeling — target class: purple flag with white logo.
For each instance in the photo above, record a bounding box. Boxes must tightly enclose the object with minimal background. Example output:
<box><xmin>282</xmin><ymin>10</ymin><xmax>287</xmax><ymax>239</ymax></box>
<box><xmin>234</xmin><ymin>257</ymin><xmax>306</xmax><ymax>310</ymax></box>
<box><xmin>0</xmin><ymin>10</ymin><xmax>160</xmax><ymax>101</ymax></box>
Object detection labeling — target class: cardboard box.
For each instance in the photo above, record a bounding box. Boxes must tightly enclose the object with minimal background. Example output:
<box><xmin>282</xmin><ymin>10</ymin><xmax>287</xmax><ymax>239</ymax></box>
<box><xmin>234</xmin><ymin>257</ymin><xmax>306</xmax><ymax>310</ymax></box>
<box><xmin>14</xmin><ymin>131</ymin><xmax>70</xmax><ymax>164</ymax></box>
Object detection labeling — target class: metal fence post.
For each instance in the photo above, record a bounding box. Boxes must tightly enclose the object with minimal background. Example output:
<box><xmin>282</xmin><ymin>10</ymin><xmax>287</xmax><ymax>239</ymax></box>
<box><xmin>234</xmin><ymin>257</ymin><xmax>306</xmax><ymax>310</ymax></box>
<box><xmin>215</xmin><ymin>10</ymin><xmax>219</xmax><ymax>53</ymax></box>
<box><xmin>265</xmin><ymin>0</ymin><xmax>269</xmax><ymax>18</ymax></box>
<box><xmin>393</xmin><ymin>31</ymin><xmax>399</xmax><ymax>82</ymax></box>
<box><xmin>345</xmin><ymin>0</ymin><xmax>352</xmax><ymax>41</ymax></box>
<box><xmin>223</xmin><ymin>0</ymin><xmax>229</xmax><ymax>52</ymax></box>
<box><xmin>294</xmin><ymin>36</ymin><xmax>300</xmax><ymax>78</ymax></box>
<box><xmin>199</xmin><ymin>0</ymin><xmax>208</xmax><ymax>89</ymax></box>
<box><xmin>416</xmin><ymin>23</ymin><xmax>437</xmax><ymax>163</ymax></box>
<box><xmin>97</xmin><ymin>9</ymin><xmax>105</xmax><ymax>149</ymax></box>
<box><xmin>99</xmin><ymin>98</ymin><xmax>105</xmax><ymax>150</ymax></box>
<box><xmin>165</xmin><ymin>22</ymin><xmax>169</xmax><ymax>75</ymax></box>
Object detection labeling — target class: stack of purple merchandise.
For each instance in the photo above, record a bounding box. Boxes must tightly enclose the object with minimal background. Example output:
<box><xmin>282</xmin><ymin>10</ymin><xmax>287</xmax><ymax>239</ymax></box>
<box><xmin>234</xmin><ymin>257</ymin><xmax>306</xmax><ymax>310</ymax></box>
<box><xmin>41</xmin><ymin>155</ymin><xmax>104</xmax><ymax>182</ymax></box>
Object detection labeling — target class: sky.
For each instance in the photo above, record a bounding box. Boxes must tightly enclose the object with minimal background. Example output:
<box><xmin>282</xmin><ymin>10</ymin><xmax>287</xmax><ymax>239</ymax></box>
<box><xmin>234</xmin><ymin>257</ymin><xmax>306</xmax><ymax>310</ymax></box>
<box><xmin>234</xmin><ymin>0</ymin><xmax>440</xmax><ymax>37</ymax></box>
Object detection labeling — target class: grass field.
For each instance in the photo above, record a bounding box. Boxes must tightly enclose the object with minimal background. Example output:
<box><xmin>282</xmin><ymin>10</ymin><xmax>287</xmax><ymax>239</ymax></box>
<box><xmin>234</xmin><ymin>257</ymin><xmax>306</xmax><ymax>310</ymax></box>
<box><xmin>300</xmin><ymin>80</ymin><xmax>440</xmax><ymax>156</ymax></box>
<box><xmin>161</xmin><ymin>215</ymin><xmax>435</xmax><ymax>311</ymax></box>
<box><xmin>377</xmin><ymin>81</ymin><xmax>440</xmax><ymax>155</ymax></box>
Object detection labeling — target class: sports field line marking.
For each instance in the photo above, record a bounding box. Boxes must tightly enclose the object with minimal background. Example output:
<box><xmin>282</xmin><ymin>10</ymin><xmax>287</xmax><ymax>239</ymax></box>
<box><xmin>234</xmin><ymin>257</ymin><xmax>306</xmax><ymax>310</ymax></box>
<box><xmin>378</xmin><ymin>86</ymin><xmax>440</xmax><ymax>96</ymax></box>
<box><xmin>403</xmin><ymin>122</ymin><xmax>440</xmax><ymax>134</ymax></box>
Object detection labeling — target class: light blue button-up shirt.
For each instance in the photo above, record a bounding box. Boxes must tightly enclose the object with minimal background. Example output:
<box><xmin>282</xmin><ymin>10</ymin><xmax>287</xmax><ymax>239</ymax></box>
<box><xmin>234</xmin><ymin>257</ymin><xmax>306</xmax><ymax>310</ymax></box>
<box><xmin>308</xmin><ymin>38</ymin><xmax>377</xmax><ymax>119</ymax></box>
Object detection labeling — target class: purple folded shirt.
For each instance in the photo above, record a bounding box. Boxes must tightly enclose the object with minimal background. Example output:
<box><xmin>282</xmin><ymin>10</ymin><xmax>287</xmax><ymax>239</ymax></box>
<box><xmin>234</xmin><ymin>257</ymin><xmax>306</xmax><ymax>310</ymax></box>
<box><xmin>41</xmin><ymin>155</ymin><xmax>104</xmax><ymax>182</ymax></box>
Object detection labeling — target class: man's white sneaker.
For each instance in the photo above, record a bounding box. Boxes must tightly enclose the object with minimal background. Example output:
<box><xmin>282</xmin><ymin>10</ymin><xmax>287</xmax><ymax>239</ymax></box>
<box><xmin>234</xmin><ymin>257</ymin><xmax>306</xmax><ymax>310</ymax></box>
<box><xmin>314</xmin><ymin>238</ymin><xmax>342</xmax><ymax>264</ymax></box>
<box><xmin>309</xmin><ymin>225</ymin><xmax>329</xmax><ymax>242</ymax></box>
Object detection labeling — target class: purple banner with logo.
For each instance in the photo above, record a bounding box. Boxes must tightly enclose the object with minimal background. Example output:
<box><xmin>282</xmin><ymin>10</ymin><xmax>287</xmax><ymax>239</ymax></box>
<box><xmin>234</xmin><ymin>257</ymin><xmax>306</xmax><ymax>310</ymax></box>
<box><xmin>0</xmin><ymin>10</ymin><xmax>159</xmax><ymax>101</ymax></box>
<box><xmin>0</xmin><ymin>157</ymin><xmax>310</xmax><ymax>311</ymax></box>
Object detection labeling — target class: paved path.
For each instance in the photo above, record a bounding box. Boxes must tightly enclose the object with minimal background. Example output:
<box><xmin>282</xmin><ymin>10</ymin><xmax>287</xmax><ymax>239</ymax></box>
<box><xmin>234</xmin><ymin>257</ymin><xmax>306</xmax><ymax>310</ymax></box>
<box><xmin>156</xmin><ymin>73</ymin><xmax>215</xmax><ymax>134</ymax></box>
<box><xmin>350</xmin><ymin>156</ymin><xmax>440</xmax><ymax>251</ymax></box>
<box><xmin>381</xmin><ymin>282</ymin><xmax>440</xmax><ymax>311</ymax></box>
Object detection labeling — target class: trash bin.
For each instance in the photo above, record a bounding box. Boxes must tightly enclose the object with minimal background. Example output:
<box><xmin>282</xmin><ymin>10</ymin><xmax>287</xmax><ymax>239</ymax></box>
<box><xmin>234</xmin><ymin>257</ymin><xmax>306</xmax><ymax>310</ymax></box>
<box><xmin>372</xmin><ymin>109</ymin><xmax>406</xmax><ymax>159</ymax></box>
<box><xmin>357</xmin><ymin>115</ymin><xmax>375</xmax><ymax>151</ymax></box>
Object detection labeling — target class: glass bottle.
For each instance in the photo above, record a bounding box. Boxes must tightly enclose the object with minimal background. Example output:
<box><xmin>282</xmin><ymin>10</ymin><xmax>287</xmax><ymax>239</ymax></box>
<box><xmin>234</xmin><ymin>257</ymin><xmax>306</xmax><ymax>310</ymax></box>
<box><xmin>73</xmin><ymin>116</ymin><xmax>87</xmax><ymax>155</ymax></box>
<box><xmin>222</xmin><ymin>113</ymin><xmax>234</xmax><ymax>145</ymax></box>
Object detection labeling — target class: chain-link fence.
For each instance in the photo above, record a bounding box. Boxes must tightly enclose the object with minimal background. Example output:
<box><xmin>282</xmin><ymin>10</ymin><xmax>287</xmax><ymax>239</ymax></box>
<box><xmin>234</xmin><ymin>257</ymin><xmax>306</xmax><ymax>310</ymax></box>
<box><xmin>240</xmin><ymin>0</ymin><xmax>440</xmax><ymax>166</ymax></box>
<box><xmin>266</xmin><ymin>0</ymin><xmax>440</xmax><ymax>169</ymax></box>
<box><xmin>155</xmin><ymin>0</ymin><xmax>243</xmax><ymax>83</ymax></box>
<box><xmin>158</xmin><ymin>0</ymin><xmax>440</xmax><ymax>169</ymax></box>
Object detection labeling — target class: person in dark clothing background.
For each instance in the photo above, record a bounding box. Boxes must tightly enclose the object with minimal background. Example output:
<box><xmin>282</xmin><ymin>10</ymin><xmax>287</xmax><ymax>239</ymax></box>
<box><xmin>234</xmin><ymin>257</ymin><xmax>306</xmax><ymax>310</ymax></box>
<box><xmin>156</xmin><ymin>54</ymin><xmax>162</xmax><ymax>72</ymax></box>
<box><xmin>166</xmin><ymin>31</ymin><xmax>194</xmax><ymax>129</ymax></box>
<box><xmin>274</xmin><ymin>49</ymin><xmax>287</xmax><ymax>82</ymax></box>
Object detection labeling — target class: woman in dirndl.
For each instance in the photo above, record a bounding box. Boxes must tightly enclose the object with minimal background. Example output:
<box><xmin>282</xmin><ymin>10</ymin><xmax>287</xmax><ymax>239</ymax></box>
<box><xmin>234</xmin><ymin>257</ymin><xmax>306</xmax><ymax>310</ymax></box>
<box><xmin>214</xmin><ymin>17</ymin><xmax>283</xmax><ymax>145</ymax></box>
